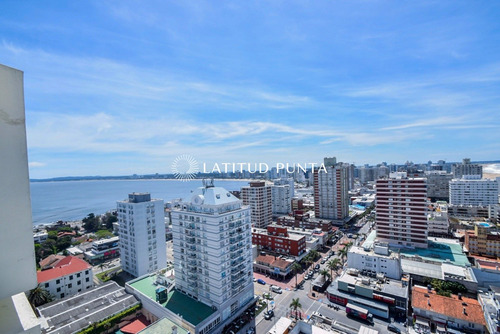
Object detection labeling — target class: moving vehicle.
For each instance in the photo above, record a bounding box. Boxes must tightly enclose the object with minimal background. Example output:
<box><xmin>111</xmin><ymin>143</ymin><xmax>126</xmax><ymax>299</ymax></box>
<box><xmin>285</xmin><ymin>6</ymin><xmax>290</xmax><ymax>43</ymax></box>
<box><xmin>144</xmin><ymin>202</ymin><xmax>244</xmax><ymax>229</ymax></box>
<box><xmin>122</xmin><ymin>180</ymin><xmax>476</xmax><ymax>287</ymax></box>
<box><xmin>257</xmin><ymin>279</ymin><xmax>266</xmax><ymax>285</ymax></box>
<box><xmin>387</xmin><ymin>324</ymin><xmax>401</xmax><ymax>333</ymax></box>
<box><xmin>346</xmin><ymin>303</ymin><xmax>373</xmax><ymax>324</ymax></box>
<box><xmin>264</xmin><ymin>309</ymin><xmax>274</xmax><ymax>320</ymax></box>
<box><xmin>270</xmin><ymin>285</ymin><xmax>282</xmax><ymax>294</ymax></box>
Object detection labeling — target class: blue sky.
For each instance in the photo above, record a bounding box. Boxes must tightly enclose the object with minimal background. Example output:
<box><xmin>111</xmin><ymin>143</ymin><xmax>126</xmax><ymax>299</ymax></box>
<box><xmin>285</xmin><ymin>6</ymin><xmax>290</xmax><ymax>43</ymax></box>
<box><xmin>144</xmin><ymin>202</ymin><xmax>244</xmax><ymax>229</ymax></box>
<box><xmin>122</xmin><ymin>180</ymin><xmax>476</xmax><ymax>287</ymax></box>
<box><xmin>1</xmin><ymin>1</ymin><xmax>500</xmax><ymax>178</ymax></box>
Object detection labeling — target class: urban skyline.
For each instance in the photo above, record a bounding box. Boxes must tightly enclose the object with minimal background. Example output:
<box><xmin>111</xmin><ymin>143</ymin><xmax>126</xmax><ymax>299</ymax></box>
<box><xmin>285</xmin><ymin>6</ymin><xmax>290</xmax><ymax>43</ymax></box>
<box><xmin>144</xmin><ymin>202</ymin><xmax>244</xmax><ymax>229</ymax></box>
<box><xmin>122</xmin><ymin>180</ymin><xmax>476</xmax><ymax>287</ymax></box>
<box><xmin>1</xmin><ymin>1</ymin><xmax>500</xmax><ymax>179</ymax></box>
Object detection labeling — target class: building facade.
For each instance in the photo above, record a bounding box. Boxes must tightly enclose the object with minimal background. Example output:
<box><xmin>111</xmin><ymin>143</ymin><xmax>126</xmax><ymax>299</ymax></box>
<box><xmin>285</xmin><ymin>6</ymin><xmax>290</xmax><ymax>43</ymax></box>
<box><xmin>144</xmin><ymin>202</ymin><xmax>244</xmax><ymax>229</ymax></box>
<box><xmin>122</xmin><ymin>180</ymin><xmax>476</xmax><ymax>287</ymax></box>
<box><xmin>452</xmin><ymin>158</ymin><xmax>483</xmax><ymax>179</ymax></box>
<box><xmin>0</xmin><ymin>64</ymin><xmax>40</xmax><ymax>334</ymax></box>
<box><xmin>346</xmin><ymin>245</ymin><xmax>402</xmax><ymax>280</ymax></box>
<box><xmin>412</xmin><ymin>285</ymin><xmax>487</xmax><ymax>334</ymax></box>
<box><xmin>171</xmin><ymin>182</ymin><xmax>254</xmax><ymax>316</ymax></box>
<box><xmin>252</xmin><ymin>224</ymin><xmax>306</xmax><ymax>257</ymax></box>
<box><xmin>117</xmin><ymin>193</ymin><xmax>167</xmax><ymax>277</ymax></box>
<box><xmin>314</xmin><ymin>157</ymin><xmax>349</xmax><ymax>221</ymax></box>
<box><xmin>465</xmin><ymin>223</ymin><xmax>500</xmax><ymax>257</ymax></box>
<box><xmin>428</xmin><ymin>202</ymin><xmax>450</xmax><ymax>236</ymax></box>
<box><xmin>84</xmin><ymin>236</ymin><xmax>120</xmax><ymax>264</ymax></box>
<box><xmin>271</xmin><ymin>184</ymin><xmax>292</xmax><ymax>215</ymax></box>
<box><xmin>450</xmin><ymin>175</ymin><xmax>499</xmax><ymax>206</ymax></box>
<box><xmin>241</xmin><ymin>181</ymin><xmax>272</xmax><ymax>228</ymax></box>
<box><xmin>425</xmin><ymin>171</ymin><xmax>453</xmax><ymax>202</ymax></box>
<box><xmin>375</xmin><ymin>172</ymin><xmax>428</xmax><ymax>249</ymax></box>
<box><xmin>36</xmin><ymin>256</ymin><xmax>94</xmax><ymax>299</ymax></box>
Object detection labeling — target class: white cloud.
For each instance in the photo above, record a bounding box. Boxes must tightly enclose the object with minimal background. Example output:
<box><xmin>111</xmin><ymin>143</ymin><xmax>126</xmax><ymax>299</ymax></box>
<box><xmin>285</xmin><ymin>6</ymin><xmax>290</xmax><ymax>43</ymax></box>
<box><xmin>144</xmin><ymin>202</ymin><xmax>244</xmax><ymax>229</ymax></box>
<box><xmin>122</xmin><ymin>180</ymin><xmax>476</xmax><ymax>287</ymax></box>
<box><xmin>29</xmin><ymin>161</ymin><xmax>46</xmax><ymax>168</ymax></box>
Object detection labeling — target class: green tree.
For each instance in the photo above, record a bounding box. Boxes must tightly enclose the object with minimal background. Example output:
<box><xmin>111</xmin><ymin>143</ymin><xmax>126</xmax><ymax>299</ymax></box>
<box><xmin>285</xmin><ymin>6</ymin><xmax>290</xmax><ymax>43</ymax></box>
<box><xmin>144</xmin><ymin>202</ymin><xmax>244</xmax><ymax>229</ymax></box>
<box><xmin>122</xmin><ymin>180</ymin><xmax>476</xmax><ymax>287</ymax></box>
<box><xmin>319</xmin><ymin>269</ymin><xmax>331</xmax><ymax>282</ymax></box>
<box><xmin>292</xmin><ymin>262</ymin><xmax>302</xmax><ymax>288</ymax></box>
<box><xmin>327</xmin><ymin>258</ymin><xmax>341</xmax><ymax>278</ymax></box>
<box><xmin>55</xmin><ymin>236</ymin><xmax>72</xmax><ymax>252</ymax></box>
<box><xmin>103</xmin><ymin>212</ymin><xmax>118</xmax><ymax>230</ymax></box>
<box><xmin>339</xmin><ymin>247</ymin><xmax>348</xmax><ymax>261</ymax></box>
<box><xmin>308</xmin><ymin>250</ymin><xmax>319</xmax><ymax>261</ymax></box>
<box><xmin>290</xmin><ymin>298</ymin><xmax>302</xmax><ymax>319</ymax></box>
<box><xmin>28</xmin><ymin>284</ymin><xmax>53</xmax><ymax>310</ymax></box>
<box><xmin>47</xmin><ymin>230</ymin><xmax>58</xmax><ymax>240</ymax></box>
<box><xmin>83</xmin><ymin>213</ymin><xmax>99</xmax><ymax>232</ymax></box>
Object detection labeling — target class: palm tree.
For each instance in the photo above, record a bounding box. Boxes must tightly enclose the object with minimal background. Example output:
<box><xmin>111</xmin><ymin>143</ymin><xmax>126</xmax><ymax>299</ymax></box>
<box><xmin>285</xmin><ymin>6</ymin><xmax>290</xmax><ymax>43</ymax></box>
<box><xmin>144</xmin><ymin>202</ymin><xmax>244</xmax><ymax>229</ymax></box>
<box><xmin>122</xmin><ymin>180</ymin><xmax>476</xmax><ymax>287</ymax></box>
<box><xmin>319</xmin><ymin>269</ymin><xmax>331</xmax><ymax>282</ymax></box>
<box><xmin>327</xmin><ymin>258</ymin><xmax>341</xmax><ymax>278</ymax></box>
<box><xmin>339</xmin><ymin>247</ymin><xmax>348</xmax><ymax>262</ymax></box>
<box><xmin>291</xmin><ymin>262</ymin><xmax>302</xmax><ymax>288</ymax></box>
<box><xmin>308</xmin><ymin>250</ymin><xmax>319</xmax><ymax>261</ymax></box>
<box><xmin>289</xmin><ymin>297</ymin><xmax>302</xmax><ymax>319</ymax></box>
<box><xmin>28</xmin><ymin>284</ymin><xmax>53</xmax><ymax>310</ymax></box>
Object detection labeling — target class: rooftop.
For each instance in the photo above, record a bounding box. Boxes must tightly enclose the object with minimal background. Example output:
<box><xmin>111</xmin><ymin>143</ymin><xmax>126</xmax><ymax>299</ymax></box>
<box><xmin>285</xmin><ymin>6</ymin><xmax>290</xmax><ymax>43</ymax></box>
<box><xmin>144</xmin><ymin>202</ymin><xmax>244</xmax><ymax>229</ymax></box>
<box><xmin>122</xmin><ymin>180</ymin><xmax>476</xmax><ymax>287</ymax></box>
<box><xmin>252</xmin><ymin>227</ymin><xmax>304</xmax><ymax>241</ymax></box>
<box><xmin>138</xmin><ymin>318</ymin><xmax>190</xmax><ymax>334</ymax></box>
<box><xmin>37</xmin><ymin>281</ymin><xmax>139</xmax><ymax>334</ymax></box>
<box><xmin>128</xmin><ymin>275</ymin><xmax>215</xmax><ymax>326</ymax></box>
<box><xmin>396</xmin><ymin>238</ymin><xmax>470</xmax><ymax>267</ymax></box>
<box><xmin>412</xmin><ymin>285</ymin><xmax>486</xmax><ymax>326</ymax></box>
<box><xmin>256</xmin><ymin>254</ymin><xmax>294</xmax><ymax>270</ymax></box>
<box><xmin>37</xmin><ymin>256</ymin><xmax>91</xmax><ymax>283</ymax></box>
<box><xmin>337</xmin><ymin>271</ymin><xmax>409</xmax><ymax>298</ymax></box>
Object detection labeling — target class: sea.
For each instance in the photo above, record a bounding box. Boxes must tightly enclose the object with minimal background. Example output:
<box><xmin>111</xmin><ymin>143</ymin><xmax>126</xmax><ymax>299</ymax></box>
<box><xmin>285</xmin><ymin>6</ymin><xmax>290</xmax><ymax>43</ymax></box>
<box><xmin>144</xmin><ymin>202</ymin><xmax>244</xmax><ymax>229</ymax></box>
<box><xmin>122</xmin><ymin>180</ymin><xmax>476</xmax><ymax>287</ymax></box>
<box><xmin>30</xmin><ymin>179</ymin><xmax>249</xmax><ymax>226</ymax></box>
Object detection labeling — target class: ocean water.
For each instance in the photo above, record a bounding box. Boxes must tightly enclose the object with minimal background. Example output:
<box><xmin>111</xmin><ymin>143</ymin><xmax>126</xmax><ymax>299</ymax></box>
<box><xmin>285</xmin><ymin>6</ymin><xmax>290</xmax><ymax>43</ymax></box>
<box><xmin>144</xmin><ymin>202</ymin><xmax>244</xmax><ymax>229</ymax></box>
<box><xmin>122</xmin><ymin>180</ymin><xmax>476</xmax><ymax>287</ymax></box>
<box><xmin>30</xmin><ymin>179</ymin><xmax>248</xmax><ymax>226</ymax></box>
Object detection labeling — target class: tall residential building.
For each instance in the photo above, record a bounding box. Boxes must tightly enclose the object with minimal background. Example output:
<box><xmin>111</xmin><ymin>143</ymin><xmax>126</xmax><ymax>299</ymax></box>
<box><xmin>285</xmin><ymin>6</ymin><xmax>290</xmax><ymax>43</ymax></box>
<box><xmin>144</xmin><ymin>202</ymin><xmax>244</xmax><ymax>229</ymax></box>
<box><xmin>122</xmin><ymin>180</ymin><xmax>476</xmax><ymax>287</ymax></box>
<box><xmin>425</xmin><ymin>171</ymin><xmax>453</xmax><ymax>201</ymax></box>
<box><xmin>271</xmin><ymin>178</ymin><xmax>294</xmax><ymax>215</ymax></box>
<box><xmin>376</xmin><ymin>172</ymin><xmax>428</xmax><ymax>249</ymax></box>
<box><xmin>0</xmin><ymin>64</ymin><xmax>40</xmax><ymax>333</ymax></box>
<box><xmin>313</xmin><ymin>157</ymin><xmax>349</xmax><ymax>221</ymax></box>
<box><xmin>452</xmin><ymin>158</ymin><xmax>483</xmax><ymax>179</ymax></box>
<box><xmin>117</xmin><ymin>193</ymin><xmax>166</xmax><ymax>277</ymax></box>
<box><xmin>449</xmin><ymin>175</ymin><xmax>499</xmax><ymax>206</ymax></box>
<box><xmin>241</xmin><ymin>181</ymin><xmax>272</xmax><ymax>228</ymax></box>
<box><xmin>171</xmin><ymin>182</ymin><xmax>254</xmax><ymax>315</ymax></box>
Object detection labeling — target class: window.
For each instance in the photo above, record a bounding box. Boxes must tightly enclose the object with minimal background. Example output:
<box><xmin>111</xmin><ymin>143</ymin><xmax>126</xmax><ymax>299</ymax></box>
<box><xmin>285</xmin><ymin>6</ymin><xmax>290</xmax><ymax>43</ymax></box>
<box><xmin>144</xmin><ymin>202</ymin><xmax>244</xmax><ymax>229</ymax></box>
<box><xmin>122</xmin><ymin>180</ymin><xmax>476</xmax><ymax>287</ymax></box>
<box><xmin>68</xmin><ymin>283</ymin><xmax>72</xmax><ymax>288</ymax></box>
<box><xmin>69</xmin><ymin>275</ymin><xmax>73</xmax><ymax>280</ymax></box>
<box><xmin>77</xmin><ymin>280</ymin><xmax>81</xmax><ymax>285</ymax></box>
<box><xmin>86</xmin><ymin>277</ymin><xmax>90</xmax><ymax>282</ymax></box>
<box><xmin>56</xmin><ymin>287</ymin><xmax>61</xmax><ymax>292</ymax></box>
<box><xmin>56</xmin><ymin>279</ymin><xmax>61</xmax><ymax>284</ymax></box>
<box><xmin>45</xmin><ymin>283</ymin><xmax>49</xmax><ymax>288</ymax></box>
<box><xmin>60</xmin><ymin>293</ymin><xmax>64</xmax><ymax>298</ymax></box>
<box><xmin>77</xmin><ymin>273</ymin><xmax>81</xmax><ymax>278</ymax></box>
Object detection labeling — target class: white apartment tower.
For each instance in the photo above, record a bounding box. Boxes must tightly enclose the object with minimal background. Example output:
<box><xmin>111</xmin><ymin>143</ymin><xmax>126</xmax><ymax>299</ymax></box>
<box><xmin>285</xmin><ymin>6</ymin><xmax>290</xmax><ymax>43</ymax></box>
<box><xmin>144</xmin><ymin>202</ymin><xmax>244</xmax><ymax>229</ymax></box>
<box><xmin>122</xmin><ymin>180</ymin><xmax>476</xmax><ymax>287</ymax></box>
<box><xmin>376</xmin><ymin>172</ymin><xmax>428</xmax><ymax>249</ymax></box>
<box><xmin>171</xmin><ymin>181</ymin><xmax>254</xmax><ymax>317</ymax></box>
<box><xmin>271</xmin><ymin>178</ymin><xmax>294</xmax><ymax>215</ymax></box>
<box><xmin>117</xmin><ymin>193</ymin><xmax>166</xmax><ymax>277</ymax></box>
<box><xmin>313</xmin><ymin>157</ymin><xmax>350</xmax><ymax>221</ymax></box>
<box><xmin>449</xmin><ymin>175</ymin><xmax>499</xmax><ymax>206</ymax></box>
<box><xmin>452</xmin><ymin>158</ymin><xmax>483</xmax><ymax>179</ymax></box>
<box><xmin>241</xmin><ymin>181</ymin><xmax>272</xmax><ymax>228</ymax></box>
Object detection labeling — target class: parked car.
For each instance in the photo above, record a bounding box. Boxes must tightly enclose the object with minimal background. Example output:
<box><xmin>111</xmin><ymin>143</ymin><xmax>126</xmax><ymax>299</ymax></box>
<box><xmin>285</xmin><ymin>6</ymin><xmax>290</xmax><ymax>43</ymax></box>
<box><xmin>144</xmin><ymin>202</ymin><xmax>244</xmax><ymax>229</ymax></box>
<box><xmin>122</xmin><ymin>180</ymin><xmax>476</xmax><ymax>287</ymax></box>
<box><xmin>315</xmin><ymin>264</ymin><xmax>320</xmax><ymax>270</ymax></box>
<box><xmin>264</xmin><ymin>309</ymin><xmax>274</xmax><ymax>320</ymax></box>
<box><xmin>320</xmin><ymin>258</ymin><xmax>326</xmax><ymax>264</ymax></box>
<box><xmin>387</xmin><ymin>324</ymin><xmax>401</xmax><ymax>333</ymax></box>
<box><xmin>257</xmin><ymin>279</ymin><xmax>266</xmax><ymax>285</ymax></box>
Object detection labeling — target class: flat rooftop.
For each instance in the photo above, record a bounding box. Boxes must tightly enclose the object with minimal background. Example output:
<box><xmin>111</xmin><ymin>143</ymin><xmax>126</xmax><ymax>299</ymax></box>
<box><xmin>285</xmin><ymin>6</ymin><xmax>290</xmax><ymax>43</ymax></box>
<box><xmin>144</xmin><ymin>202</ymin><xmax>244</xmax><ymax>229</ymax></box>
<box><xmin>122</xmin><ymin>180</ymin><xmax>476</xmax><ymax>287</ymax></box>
<box><xmin>138</xmin><ymin>318</ymin><xmax>190</xmax><ymax>334</ymax></box>
<box><xmin>37</xmin><ymin>281</ymin><xmax>139</xmax><ymax>334</ymax></box>
<box><xmin>338</xmin><ymin>272</ymin><xmax>408</xmax><ymax>298</ymax></box>
<box><xmin>396</xmin><ymin>238</ymin><xmax>470</xmax><ymax>267</ymax></box>
<box><xmin>128</xmin><ymin>275</ymin><xmax>215</xmax><ymax>326</ymax></box>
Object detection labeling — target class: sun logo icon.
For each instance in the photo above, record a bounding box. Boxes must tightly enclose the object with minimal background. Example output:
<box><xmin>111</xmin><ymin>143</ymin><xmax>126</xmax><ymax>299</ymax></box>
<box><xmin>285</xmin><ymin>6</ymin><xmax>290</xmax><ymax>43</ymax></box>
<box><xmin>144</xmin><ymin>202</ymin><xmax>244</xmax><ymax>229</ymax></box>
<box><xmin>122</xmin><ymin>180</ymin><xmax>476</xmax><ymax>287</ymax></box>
<box><xmin>171</xmin><ymin>154</ymin><xmax>199</xmax><ymax>181</ymax></box>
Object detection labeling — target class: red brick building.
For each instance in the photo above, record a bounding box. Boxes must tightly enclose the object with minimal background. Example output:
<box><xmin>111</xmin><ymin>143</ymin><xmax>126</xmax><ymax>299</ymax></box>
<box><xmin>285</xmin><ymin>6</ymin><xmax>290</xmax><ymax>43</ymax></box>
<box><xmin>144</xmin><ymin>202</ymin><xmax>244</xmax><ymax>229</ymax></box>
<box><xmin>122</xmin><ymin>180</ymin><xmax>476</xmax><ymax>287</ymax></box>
<box><xmin>252</xmin><ymin>224</ymin><xmax>306</xmax><ymax>256</ymax></box>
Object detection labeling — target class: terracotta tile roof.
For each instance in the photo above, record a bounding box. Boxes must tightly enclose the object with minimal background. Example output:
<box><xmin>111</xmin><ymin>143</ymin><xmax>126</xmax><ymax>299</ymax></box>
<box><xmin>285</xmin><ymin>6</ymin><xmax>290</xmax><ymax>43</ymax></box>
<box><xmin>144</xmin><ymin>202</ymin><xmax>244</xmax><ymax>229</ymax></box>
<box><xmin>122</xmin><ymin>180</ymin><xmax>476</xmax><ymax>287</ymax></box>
<box><xmin>120</xmin><ymin>315</ymin><xmax>150</xmax><ymax>334</ymax></box>
<box><xmin>39</xmin><ymin>254</ymin><xmax>65</xmax><ymax>270</ymax></box>
<box><xmin>412</xmin><ymin>286</ymin><xmax>486</xmax><ymax>326</ymax></box>
<box><xmin>37</xmin><ymin>256</ymin><xmax>92</xmax><ymax>283</ymax></box>
<box><xmin>256</xmin><ymin>254</ymin><xmax>293</xmax><ymax>270</ymax></box>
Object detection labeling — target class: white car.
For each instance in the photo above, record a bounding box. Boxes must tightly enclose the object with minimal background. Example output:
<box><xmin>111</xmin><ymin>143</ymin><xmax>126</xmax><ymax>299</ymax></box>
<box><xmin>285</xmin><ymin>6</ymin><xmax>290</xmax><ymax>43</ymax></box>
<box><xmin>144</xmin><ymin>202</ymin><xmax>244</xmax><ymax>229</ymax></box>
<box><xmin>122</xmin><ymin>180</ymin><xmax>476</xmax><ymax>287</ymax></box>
<box><xmin>270</xmin><ymin>285</ymin><xmax>282</xmax><ymax>294</ymax></box>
